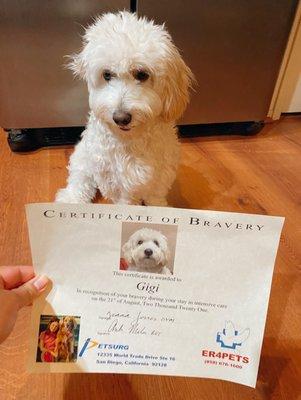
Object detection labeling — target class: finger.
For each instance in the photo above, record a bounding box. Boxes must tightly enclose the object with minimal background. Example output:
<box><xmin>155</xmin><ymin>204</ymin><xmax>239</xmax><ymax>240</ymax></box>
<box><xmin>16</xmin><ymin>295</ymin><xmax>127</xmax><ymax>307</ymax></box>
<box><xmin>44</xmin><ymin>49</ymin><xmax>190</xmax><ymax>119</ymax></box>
<box><xmin>0</xmin><ymin>266</ymin><xmax>35</xmax><ymax>289</ymax></box>
<box><xmin>12</xmin><ymin>275</ymin><xmax>49</xmax><ymax>308</ymax></box>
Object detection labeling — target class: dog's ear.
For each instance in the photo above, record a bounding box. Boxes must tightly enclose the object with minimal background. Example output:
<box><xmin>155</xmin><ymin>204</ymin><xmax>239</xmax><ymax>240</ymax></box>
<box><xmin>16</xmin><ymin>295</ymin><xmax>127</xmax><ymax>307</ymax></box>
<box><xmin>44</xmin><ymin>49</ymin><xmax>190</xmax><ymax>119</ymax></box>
<box><xmin>122</xmin><ymin>240</ymin><xmax>134</xmax><ymax>265</ymax></box>
<box><xmin>66</xmin><ymin>21</ymin><xmax>96</xmax><ymax>80</ymax></box>
<box><xmin>160</xmin><ymin>47</ymin><xmax>194</xmax><ymax>123</ymax></box>
<box><xmin>159</xmin><ymin>233</ymin><xmax>170</xmax><ymax>267</ymax></box>
<box><xmin>69</xmin><ymin>317</ymin><xmax>77</xmax><ymax>331</ymax></box>
<box><xmin>66</xmin><ymin>49</ymin><xmax>88</xmax><ymax>80</ymax></box>
<box><xmin>160</xmin><ymin>248</ymin><xmax>170</xmax><ymax>268</ymax></box>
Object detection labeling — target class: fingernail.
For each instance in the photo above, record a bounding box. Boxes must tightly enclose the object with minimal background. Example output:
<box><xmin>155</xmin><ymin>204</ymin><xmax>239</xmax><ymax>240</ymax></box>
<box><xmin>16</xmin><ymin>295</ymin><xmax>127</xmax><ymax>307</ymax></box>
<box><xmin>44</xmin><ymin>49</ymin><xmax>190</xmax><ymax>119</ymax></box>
<box><xmin>33</xmin><ymin>275</ymin><xmax>49</xmax><ymax>291</ymax></box>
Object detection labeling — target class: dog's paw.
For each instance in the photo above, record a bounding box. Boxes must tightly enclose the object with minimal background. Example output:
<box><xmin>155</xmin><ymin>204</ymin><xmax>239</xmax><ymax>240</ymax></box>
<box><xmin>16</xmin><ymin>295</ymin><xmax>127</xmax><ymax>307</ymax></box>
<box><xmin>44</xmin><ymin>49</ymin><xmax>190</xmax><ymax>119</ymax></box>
<box><xmin>143</xmin><ymin>198</ymin><xmax>169</xmax><ymax>207</ymax></box>
<box><xmin>55</xmin><ymin>188</ymin><xmax>86</xmax><ymax>204</ymax></box>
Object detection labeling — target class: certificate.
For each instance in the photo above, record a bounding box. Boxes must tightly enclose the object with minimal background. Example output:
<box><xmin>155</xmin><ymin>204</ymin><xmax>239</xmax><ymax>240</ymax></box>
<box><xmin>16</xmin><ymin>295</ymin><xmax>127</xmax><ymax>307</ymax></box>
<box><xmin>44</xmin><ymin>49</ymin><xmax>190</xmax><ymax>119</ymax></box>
<box><xmin>26</xmin><ymin>203</ymin><xmax>284</xmax><ymax>387</ymax></box>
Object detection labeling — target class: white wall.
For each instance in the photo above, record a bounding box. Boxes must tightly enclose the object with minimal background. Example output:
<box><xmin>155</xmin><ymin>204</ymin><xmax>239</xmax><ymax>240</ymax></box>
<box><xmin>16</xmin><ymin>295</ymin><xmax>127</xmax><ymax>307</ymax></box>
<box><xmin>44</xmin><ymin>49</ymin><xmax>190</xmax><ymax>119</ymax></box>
<box><xmin>269</xmin><ymin>2</ymin><xmax>301</xmax><ymax>118</ymax></box>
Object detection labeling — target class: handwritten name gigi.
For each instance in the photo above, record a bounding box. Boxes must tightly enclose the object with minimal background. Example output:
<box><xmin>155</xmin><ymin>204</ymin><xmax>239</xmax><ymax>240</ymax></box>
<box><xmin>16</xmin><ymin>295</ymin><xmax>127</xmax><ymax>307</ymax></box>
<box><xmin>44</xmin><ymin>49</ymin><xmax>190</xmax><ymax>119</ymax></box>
<box><xmin>189</xmin><ymin>217</ymin><xmax>264</xmax><ymax>231</ymax></box>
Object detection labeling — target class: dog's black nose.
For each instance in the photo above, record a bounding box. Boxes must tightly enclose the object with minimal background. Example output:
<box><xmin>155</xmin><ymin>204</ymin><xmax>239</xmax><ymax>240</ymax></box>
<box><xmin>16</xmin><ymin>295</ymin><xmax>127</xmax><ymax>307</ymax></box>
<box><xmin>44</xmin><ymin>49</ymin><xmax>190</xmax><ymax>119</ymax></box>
<box><xmin>144</xmin><ymin>248</ymin><xmax>153</xmax><ymax>257</ymax></box>
<box><xmin>113</xmin><ymin>111</ymin><xmax>132</xmax><ymax>126</ymax></box>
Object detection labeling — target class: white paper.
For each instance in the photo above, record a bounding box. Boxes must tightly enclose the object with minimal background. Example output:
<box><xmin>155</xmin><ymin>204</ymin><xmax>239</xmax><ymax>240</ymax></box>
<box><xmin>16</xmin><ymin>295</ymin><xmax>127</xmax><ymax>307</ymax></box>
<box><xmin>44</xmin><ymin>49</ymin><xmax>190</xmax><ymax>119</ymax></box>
<box><xmin>26</xmin><ymin>203</ymin><xmax>284</xmax><ymax>387</ymax></box>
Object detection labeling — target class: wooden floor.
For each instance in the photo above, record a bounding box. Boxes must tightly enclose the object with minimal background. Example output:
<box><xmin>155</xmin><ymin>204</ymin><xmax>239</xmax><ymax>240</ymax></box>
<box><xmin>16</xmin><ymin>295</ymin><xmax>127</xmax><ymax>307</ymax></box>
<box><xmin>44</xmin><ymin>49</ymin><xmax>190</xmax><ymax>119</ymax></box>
<box><xmin>0</xmin><ymin>116</ymin><xmax>300</xmax><ymax>400</ymax></box>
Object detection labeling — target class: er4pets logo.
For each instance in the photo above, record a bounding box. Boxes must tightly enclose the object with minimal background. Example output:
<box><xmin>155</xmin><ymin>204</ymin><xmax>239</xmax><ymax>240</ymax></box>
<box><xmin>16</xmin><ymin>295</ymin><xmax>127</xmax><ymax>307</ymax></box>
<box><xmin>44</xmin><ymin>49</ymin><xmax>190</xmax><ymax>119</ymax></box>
<box><xmin>201</xmin><ymin>321</ymin><xmax>251</xmax><ymax>365</ymax></box>
<box><xmin>216</xmin><ymin>321</ymin><xmax>250</xmax><ymax>350</ymax></box>
<box><xmin>79</xmin><ymin>338</ymin><xmax>129</xmax><ymax>357</ymax></box>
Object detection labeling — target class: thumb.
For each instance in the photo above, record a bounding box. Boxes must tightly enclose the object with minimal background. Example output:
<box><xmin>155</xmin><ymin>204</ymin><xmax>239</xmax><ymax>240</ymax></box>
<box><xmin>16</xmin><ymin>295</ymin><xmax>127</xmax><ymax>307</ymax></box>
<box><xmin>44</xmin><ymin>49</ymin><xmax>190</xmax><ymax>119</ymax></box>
<box><xmin>12</xmin><ymin>275</ymin><xmax>49</xmax><ymax>308</ymax></box>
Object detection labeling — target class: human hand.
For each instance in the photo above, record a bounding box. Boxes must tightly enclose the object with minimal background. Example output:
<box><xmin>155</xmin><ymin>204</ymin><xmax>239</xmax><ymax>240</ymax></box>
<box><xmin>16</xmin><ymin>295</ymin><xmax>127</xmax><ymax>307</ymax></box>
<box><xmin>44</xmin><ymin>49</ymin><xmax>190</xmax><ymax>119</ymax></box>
<box><xmin>0</xmin><ymin>266</ymin><xmax>49</xmax><ymax>344</ymax></box>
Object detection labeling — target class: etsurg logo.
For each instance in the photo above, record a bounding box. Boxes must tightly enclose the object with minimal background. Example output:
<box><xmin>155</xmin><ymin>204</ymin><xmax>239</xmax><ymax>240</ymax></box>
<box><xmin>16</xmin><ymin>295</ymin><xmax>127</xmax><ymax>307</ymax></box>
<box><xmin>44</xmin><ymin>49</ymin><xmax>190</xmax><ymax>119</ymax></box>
<box><xmin>79</xmin><ymin>338</ymin><xmax>129</xmax><ymax>357</ymax></box>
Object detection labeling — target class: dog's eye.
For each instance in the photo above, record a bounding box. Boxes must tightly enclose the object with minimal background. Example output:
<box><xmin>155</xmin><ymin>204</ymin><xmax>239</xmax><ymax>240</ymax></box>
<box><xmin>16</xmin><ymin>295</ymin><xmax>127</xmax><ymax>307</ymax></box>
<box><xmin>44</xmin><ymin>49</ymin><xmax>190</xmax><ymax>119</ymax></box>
<box><xmin>154</xmin><ymin>240</ymin><xmax>159</xmax><ymax>247</ymax></box>
<box><xmin>103</xmin><ymin>70</ymin><xmax>113</xmax><ymax>81</ymax></box>
<box><xmin>137</xmin><ymin>240</ymin><xmax>143</xmax><ymax>245</ymax></box>
<box><xmin>133</xmin><ymin>70</ymin><xmax>149</xmax><ymax>82</ymax></box>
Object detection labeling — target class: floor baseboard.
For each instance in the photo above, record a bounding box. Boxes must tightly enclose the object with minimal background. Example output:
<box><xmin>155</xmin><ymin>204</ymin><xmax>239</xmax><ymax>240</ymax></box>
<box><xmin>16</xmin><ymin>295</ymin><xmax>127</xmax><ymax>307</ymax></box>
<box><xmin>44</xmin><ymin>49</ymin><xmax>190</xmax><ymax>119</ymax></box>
<box><xmin>4</xmin><ymin>121</ymin><xmax>264</xmax><ymax>152</ymax></box>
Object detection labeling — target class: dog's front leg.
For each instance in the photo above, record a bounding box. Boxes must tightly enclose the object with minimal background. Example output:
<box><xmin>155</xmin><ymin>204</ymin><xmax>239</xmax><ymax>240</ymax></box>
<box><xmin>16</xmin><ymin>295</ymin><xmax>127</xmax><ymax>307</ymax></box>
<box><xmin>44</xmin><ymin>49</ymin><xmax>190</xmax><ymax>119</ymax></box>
<box><xmin>56</xmin><ymin>173</ymin><xmax>96</xmax><ymax>204</ymax></box>
<box><xmin>116</xmin><ymin>195</ymin><xmax>142</xmax><ymax>206</ymax></box>
<box><xmin>55</xmin><ymin>141</ymin><xmax>97</xmax><ymax>204</ymax></box>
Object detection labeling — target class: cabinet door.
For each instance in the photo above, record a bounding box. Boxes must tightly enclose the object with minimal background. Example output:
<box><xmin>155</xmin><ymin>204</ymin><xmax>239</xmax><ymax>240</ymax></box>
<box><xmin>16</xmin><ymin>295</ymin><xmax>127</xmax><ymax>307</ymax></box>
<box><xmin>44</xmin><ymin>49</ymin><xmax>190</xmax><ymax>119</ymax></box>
<box><xmin>0</xmin><ymin>1</ymin><xmax>128</xmax><ymax>129</ymax></box>
<box><xmin>138</xmin><ymin>1</ymin><xmax>298</xmax><ymax>124</ymax></box>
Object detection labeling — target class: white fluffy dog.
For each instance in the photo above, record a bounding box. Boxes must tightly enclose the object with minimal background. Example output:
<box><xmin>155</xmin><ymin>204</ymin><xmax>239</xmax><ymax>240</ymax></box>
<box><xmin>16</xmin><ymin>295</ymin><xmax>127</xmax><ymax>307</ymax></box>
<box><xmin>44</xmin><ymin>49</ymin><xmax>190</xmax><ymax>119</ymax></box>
<box><xmin>122</xmin><ymin>228</ymin><xmax>171</xmax><ymax>274</ymax></box>
<box><xmin>56</xmin><ymin>11</ymin><xmax>193</xmax><ymax>206</ymax></box>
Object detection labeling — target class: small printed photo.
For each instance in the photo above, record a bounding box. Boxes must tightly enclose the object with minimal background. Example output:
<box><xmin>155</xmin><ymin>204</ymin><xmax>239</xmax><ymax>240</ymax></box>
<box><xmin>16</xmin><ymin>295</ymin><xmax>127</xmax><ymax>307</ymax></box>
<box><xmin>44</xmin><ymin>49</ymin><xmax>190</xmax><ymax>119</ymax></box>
<box><xmin>120</xmin><ymin>222</ymin><xmax>178</xmax><ymax>275</ymax></box>
<box><xmin>36</xmin><ymin>315</ymin><xmax>81</xmax><ymax>363</ymax></box>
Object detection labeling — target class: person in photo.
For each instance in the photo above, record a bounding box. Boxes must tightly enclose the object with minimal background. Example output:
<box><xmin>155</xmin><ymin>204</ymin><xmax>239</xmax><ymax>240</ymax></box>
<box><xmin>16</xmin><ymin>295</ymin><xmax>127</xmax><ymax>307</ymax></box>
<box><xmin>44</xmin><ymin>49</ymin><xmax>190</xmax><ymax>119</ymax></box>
<box><xmin>39</xmin><ymin>317</ymin><xmax>59</xmax><ymax>362</ymax></box>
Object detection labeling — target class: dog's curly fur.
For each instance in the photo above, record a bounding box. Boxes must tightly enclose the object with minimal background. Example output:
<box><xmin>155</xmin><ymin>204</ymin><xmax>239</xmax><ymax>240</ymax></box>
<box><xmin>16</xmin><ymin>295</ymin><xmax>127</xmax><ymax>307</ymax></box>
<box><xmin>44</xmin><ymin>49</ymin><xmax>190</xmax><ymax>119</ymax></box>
<box><xmin>56</xmin><ymin>11</ymin><xmax>193</xmax><ymax>206</ymax></box>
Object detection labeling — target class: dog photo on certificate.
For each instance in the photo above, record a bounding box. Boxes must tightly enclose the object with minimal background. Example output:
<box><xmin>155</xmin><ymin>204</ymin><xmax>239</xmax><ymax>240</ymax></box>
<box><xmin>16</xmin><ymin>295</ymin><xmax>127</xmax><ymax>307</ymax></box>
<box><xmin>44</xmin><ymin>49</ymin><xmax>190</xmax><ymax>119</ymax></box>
<box><xmin>120</xmin><ymin>222</ymin><xmax>178</xmax><ymax>275</ymax></box>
